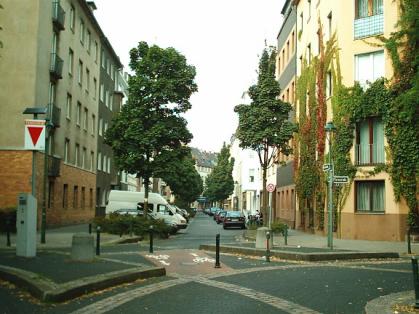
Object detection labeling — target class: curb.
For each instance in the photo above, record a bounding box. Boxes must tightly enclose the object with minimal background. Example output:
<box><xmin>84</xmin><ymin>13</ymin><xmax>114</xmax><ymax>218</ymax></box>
<box><xmin>199</xmin><ymin>244</ymin><xmax>399</xmax><ymax>261</ymax></box>
<box><xmin>365</xmin><ymin>290</ymin><xmax>414</xmax><ymax>314</ymax></box>
<box><xmin>0</xmin><ymin>264</ymin><xmax>165</xmax><ymax>302</ymax></box>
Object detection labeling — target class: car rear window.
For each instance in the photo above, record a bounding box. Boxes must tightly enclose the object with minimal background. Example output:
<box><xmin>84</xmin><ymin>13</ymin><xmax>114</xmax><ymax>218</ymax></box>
<box><xmin>226</xmin><ymin>211</ymin><xmax>241</xmax><ymax>217</ymax></box>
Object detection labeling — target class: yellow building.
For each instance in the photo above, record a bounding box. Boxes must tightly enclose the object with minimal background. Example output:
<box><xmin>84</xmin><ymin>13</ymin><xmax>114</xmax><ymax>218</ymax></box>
<box><xmin>293</xmin><ymin>0</ymin><xmax>408</xmax><ymax>241</ymax></box>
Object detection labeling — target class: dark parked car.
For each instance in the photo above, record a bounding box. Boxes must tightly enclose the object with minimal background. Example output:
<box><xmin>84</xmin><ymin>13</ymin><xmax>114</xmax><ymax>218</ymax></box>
<box><xmin>209</xmin><ymin>207</ymin><xmax>219</xmax><ymax>216</ymax></box>
<box><xmin>223</xmin><ymin>211</ymin><xmax>246</xmax><ymax>229</ymax></box>
<box><xmin>216</xmin><ymin>211</ymin><xmax>227</xmax><ymax>224</ymax></box>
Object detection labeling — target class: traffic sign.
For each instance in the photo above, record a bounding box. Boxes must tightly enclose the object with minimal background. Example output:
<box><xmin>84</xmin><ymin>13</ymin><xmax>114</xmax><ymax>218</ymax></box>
<box><xmin>333</xmin><ymin>176</ymin><xmax>349</xmax><ymax>184</ymax></box>
<box><xmin>266</xmin><ymin>183</ymin><xmax>276</xmax><ymax>193</ymax></box>
<box><xmin>24</xmin><ymin>119</ymin><xmax>46</xmax><ymax>150</ymax></box>
<box><xmin>323</xmin><ymin>164</ymin><xmax>331</xmax><ymax>172</ymax></box>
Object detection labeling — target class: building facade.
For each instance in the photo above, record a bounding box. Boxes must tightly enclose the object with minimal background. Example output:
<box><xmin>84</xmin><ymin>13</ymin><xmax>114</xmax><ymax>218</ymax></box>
<box><xmin>0</xmin><ymin>0</ymin><xmax>122</xmax><ymax>226</ymax></box>
<box><xmin>293</xmin><ymin>0</ymin><xmax>407</xmax><ymax>240</ymax></box>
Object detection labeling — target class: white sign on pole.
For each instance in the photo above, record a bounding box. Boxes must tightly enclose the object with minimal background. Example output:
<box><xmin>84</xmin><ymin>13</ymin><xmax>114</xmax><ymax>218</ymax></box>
<box><xmin>333</xmin><ymin>175</ymin><xmax>349</xmax><ymax>184</ymax></box>
<box><xmin>24</xmin><ymin>119</ymin><xmax>46</xmax><ymax>150</ymax></box>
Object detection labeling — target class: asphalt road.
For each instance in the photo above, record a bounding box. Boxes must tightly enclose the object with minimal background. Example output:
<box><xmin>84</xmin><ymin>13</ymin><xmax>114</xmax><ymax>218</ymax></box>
<box><xmin>0</xmin><ymin>212</ymin><xmax>413</xmax><ymax>314</ymax></box>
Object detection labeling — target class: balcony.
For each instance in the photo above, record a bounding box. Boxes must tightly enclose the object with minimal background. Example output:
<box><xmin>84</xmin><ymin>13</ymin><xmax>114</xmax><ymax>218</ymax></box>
<box><xmin>50</xmin><ymin>53</ymin><xmax>63</xmax><ymax>80</ymax></box>
<box><xmin>355</xmin><ymin>144</ymin><xmax>385</xmax><ymax>166</ymax></box>
<box><xmin>48</xmin><ymin>155</ymin><xmax>61</xmax><ymax>177</ymax></box>
<box><xmin>52</xmin><ymin>1</ymin><xmax>65</xmax><ymax>31</ymax></box>
<box><xmin>49</xmin><ymin>104</ymin><xmax>61</xmax><ymax>128</ymax></box>
<box><xmin>354</xmin><ymin>14</ymin><xmax>383</xmax><ymax>39</ymax></box>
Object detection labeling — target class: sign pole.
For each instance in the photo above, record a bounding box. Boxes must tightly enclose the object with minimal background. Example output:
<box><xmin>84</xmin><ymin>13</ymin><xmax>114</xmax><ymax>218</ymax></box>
<box><xmin>328</xmin><ymin>139</ymin><xmax>334</xmax><ymax>250</ymax></box>
<box><xmin>268</xmin><ymin>191</ymin><xmax>272</xmax><ymax>230</ymax></box>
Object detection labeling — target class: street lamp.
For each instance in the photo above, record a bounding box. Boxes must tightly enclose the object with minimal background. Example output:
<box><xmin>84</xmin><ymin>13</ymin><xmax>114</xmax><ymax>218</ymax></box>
<box><xmin>325</xmin><ymin>121</ymin><xmax>336</xmax><ymax>250</ymax></box>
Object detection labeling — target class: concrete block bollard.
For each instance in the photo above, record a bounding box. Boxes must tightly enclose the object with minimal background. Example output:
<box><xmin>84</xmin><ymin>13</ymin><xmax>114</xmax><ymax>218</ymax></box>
<box><xmin>256</xmin><ymin>227</ymin><xmax>273</xmax><ymax>249</ymax></box>
<box><xmin>71</xmin><ymin>233</ymin><xmax>95</xmax><ymax>261</ymax></box>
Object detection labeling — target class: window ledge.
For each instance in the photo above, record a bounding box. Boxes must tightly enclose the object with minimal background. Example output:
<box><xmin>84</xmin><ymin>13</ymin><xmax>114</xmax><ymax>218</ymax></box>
<box><xmin>355</xmin><ymin>211</ymin><xmax>385</xmax><ymax>215</ymax></box>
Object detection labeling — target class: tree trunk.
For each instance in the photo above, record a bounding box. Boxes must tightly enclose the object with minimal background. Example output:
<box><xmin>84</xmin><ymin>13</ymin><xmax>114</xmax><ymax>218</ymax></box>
<box><xmin>144</xmin><ymin>176</ymin><xmax>150</xmax><ymax>219</ymax></box>
<box><xmin>152</xmin><ymin>177</ymin><xmax>159</xmax><ymax>193</ymax></box>
<box><xmin>262</xmin><ymin>166</ymin><xmax>268</xmax><ymax>227</ymax></box>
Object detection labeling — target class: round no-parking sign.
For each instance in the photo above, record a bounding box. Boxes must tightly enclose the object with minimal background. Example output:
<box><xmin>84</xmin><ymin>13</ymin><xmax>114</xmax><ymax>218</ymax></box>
<box><xmin>266</xmin><ymin>183</ymin><xmax>276</xmax><ymax>193</ymax></box>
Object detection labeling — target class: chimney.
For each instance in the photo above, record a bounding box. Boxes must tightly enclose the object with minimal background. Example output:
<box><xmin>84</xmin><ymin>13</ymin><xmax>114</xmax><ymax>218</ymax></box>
<box><xmin>86</xmin><ymin>1</ymin><xmax>97</xmax><ymax>11</ymax></box>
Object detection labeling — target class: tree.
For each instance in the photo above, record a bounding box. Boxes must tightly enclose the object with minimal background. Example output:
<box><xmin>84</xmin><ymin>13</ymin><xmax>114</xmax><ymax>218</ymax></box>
<box><xmin>154</xmin><ymin>146</ymin><xmax>203</xmax><ymax>205</ymax></box>
<box><xmin>234</xmin><ymin>48</ymin><xmax>297</xmax><ymax>224</ymax></box>
<box><xmin>203</xmin><ymin>143</ymin><xmax>234</xmax><ymax>207</ymax></box>
<box><xmin>105</xmin><ymin>42</ymin><xmax>198</xmax><ymax>212</ymax></box>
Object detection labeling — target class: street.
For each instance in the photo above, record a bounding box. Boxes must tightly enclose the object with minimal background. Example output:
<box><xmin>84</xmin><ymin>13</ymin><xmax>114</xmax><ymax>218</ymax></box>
<box><xmin>0</xmin><ymin>213</ymin><xmax>413</xmax><ymax>314</ymax></box>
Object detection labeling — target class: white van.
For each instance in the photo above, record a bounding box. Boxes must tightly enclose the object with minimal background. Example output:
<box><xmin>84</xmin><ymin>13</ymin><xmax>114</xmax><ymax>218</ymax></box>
<box><xmin>105</xmin><ymin>190</ymin><xmax>187</xmax><ymax>229</ymax></box>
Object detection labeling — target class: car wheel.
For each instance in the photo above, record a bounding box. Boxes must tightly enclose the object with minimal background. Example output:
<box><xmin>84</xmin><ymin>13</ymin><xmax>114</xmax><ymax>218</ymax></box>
<box><xmin>223</xmin><ymin>225</ymin><xmax>227</xmax><ymax>229</ymax></box>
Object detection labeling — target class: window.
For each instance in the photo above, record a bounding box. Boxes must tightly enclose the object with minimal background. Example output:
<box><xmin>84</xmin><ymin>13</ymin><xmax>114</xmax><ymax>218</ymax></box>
<box><xmin>90</xmin><ymin>151</ymin><xmax>94</xmax><ymax>171</ymax></box>
<box><xmin>356</xmin><ymin>0</ymin><xmax>383</xmax><ymax>19</ymax></box>
<box><xmin>100</xmin><ymin>84</ymin><xmax>104</xmax><ymax>101</ymax></box>
<box><xmin>91</xmin><ymin>114</ymin><xmax>96</xmax><ymax>135</ymax></box>
<box><xmin>307</xmin><ymin>44</ymin><xmax>311</xmax><ymax>64</ymax></box>
<box><xmin>291</xmin><ymin>31</ymin><xmax>295</xmax><ymax>53</ymax></box>
<box><xmin>63</xmin><ymin>184</ymin><xmax>68</xmax><ymax>209</ymax></box>
<box><xmin>278</xmin><ymin>57</ymin><xmax>281</xmax><ymax>74</ymax></box>
<box><xmin>111</xmin><ymin>64</ymin><xmax>114</xmax><ymax>80</ymax></box>
<box><xmin>104</xmin><ymin>121</ymin><xmax>108</xmax><ymax>134</ymax></box>
<box><xmin>282</xmin><ymin>49</ymin><xmax>285</xmax><ymax>69</ymax></box>
<box><xmin>105</xmin><ymin>90</ymin><xmax>109</xmax><ymax>107</ymax></box>
<box><xmin>93</xmin><ymin>78</ymin><xmax>97</xmax><ymax>99</ymax></box>
<box><xmin>101</xmin><ymin>50</ymin><xmax>105</xmax><ymax>68</ymax></box>
<box><xmin>66</xmin><ymin>93</ymin><xmax>72</xmax><ymax>119</ymax></box>
<box><xmin>355</xmin><ymin>50</ymin><xmax>384</xmax><ymax>88</ymax></box>
<box><xmin>286</xmin><ymin>88</ymin><xmax>290</xmax><ymax>102</ymax></box>
<box><xmin>82</xmin><ymin>147</ymin><xmax>86</xmax><ymax>168</ymax></box>
<box><xmin>356</xmin><ymin>118</ymin><xmax>385</xmax><ymax>165</ymax></box>
<box><xmin>326</xmin><ymin>71</ymin><xmax>332</xmax><ymax>98</ymax></box>
<box><xmin>76</xmin><ymin>102</ymin><xmax>81</xmax><ymax>125</ymax></box>
<box><xmin>85</xmin><ymin>68</ymin><xmax>90</xmax><ymax>93</ymax></box>
<box><xmin>300</xmin><ymin>13</ymin><xmax>304</xmax><ymax>32</ymax></box>
<box><xmin>249</xmin><ymin>169</ymin><xmax>255</xmax><ymax>183</ymax></box>
<box><xmin>78</xmin><ymin>60</ymin><xmax>83</xmax><ymax>86</ymax></box>
<box><xmin>286</xmin><ymin>41</ymin><xmax>290</xmax><ymax>62</ymax></box>
<box><xmin>327</xmin><ymin>12</ymin><xmax>332</xmax><ymax>41</ymax></box>
<box><xmin>69</xmin><ymin>5</ymin><xmax>75</xmax><ymax>31</ymax></box>
<box><xmin>98</xmin><ymin>152</ymin><xmax>102</xmax><ymax>170</ymax></box>
<box><xmin>317</xmin><ymin>29</ymin><xmax>321</xmax><ymax>55</ymax></box>
<box><xmin>68</xmin><ymin>49</ymin><xmax>74</xmax><ymax>76</ymax></box>
<box><xmin>94</xmin><ymin>41</ymin><xmax>98</xmax><ymax>63</ymax></box>
<box><xmin>107</xmin><ymin>59</ymin><xmax>111</xmax><ymax>75</ymax></box>
<box><xmin>308</xmin><ymin>0</ymin><xmax>311</xmax><ymax>20</ymax></box>
<box><xmin>86</xmin><ymin>30</ymin><xmax>91</xmax><ymax>53</ymax></box>
<box><xmin>103</xmin><ymin>155</ymin><xmax>107</xmax><ymax>173</ymax></box>
<box><xmin>81</xmin><ymin>187</ymin><xmax>86</xmax><ymax>209</ymax></box>
<box><xmin>99</xmin><ymin>118</ymin><xmax>103</xmax><ymax>136</ymax></box>
<box><xmin>64</xmin><ymin>138</ymin><xmax>70</xmax><ymax>163</ymax></box>
<box><xmin>83</xmin><ymin>108</ymin><xmax>88</xmax><ymax>130</ymax></box>
<box><xmin>75</xmin><ymin>143</ymin><xmax>80</xmax><ymax>166</ymax></box>
<box><xmin>110</xmin><ymin>93</ymin><xmax>113</xmax><ymax>111</ymax></box>
<box><xmin>73</xmin><ymin>186</ymin><xmax>79</xmax><ymax>209</ymax></box>
<box><xmin>356</xmin><ymin>181</ymin><xmax>385</xmax><ymax>212</ymax></box>
<box><xmin>79</xmin><ymin>19</ymin><xmax>85</xmax><ymax>44</ymax></box>
<box><xmin>107</xmin><ymin>157</ymin><xmax>111</xmax><ymax>173</ymax></box>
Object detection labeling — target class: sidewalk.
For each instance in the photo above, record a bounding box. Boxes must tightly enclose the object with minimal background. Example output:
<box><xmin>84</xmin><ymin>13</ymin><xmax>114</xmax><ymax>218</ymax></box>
<box><xmin>0</xmin><ymin>224</ymin><xmax>164</xmax><ymax>302</ymax></box>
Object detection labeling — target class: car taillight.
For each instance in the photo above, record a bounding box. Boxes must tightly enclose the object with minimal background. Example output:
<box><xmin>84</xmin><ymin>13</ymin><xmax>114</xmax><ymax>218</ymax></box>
<box><xmin>239</xmin><ymin>217</ymin><xmax>244</xmax><ymax>221</ymax></box>
<box><xmin>227</xmin><ymin>218</ymin><xmax>232</xmax><ymax>221</ymax></box>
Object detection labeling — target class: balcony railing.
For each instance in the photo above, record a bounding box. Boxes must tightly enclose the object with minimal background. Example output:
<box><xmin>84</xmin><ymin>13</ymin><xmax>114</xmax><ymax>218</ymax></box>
<box><xmin>48</xmin><ymin>155</ymin><xmax>61</xmax><ymax>177</ymax></box>
<box><xmin>50</xmin><ymin>53</ymin><xmax>63</xmax><ymax>80</ymax></box>
<box><xmin>354</xmin><ymin>14</ymin><xmax>384</xmax><ymax>39</ymax></box>
<box><xmin>48</xmin><ymin>104</ymin><xmax>61</xmax><ymax>127</ymax></box>
<box><xmin>355</xmin><ymin>144</ymin><xmax>385</xmax><ymax>166</ymax></box>
<box><xmin>52</xmin><ymin>1</ymin><xmax>65</xmax><ymax>31</ymax></box>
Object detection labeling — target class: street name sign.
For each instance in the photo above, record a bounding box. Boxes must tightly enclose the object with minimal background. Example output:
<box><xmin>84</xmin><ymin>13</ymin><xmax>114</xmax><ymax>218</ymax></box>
<box><xmin>323</xmin><ymin>164</ymin><xmax>331</xmax><ymax>172</ymax></box>
<box><xmin>333</xmin><ymin>176</ymin><xmax>349</xmax><ymax>184</ymax></box>
<box><xmin>24</xmin><ymin>119</ymin><xmax>46</xmax><ymax>150</ymax></box>
<box><xmin>266</xmin><ymin>183</ymin><xmax>276</xmax><ymax>193</ymax></box>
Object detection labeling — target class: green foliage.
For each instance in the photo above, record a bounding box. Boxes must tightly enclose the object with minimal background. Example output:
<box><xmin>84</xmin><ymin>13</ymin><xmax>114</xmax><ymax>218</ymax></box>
<box><xmin>271</xmin><ymin>220</ymin><xmax>288</xmax><ymax>235</ymax></box>
<box><xmin>204</xmin><ymin>143</ymin><xmax>235</xmax><ymax>204</ymax></box>
<box><xmin>235</xmin><ymin>47</ymin><xmax>297</xmax><ymax>219</ymax></box>
<box><xmin>105</xmin><ymin>42</ymin><xmax>197</xmax><ymax>210</ymax></box>
<box><xmin>154</xmin><ymin>147</ymin><xmax>203</xmax><ymax>204</ymax></box>
<box><xmin>94</xmin><ymin>214</ymin><xmax>175</xmax><ymax>239</ymax></box>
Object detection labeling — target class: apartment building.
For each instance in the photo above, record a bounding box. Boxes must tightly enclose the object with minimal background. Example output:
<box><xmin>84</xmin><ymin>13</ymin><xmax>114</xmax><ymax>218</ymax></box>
<box><xmin>0</xmin><ymin>0</ymin><xmax>122</xmax><ymax>226</ymax></box>
<box><xmin>293</xmin><ymin>0</ymin><xmax>406</xmax><ymax>240</ymax></box>
<box><xmin>274</xmin><ymin>0</ymin><xmax>298</xmax><ymax>229</ymax></box>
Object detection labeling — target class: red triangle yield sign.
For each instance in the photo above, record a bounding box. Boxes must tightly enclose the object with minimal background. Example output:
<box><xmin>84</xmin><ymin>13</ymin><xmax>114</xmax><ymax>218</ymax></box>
<box><xmin>28</xmin><ymin>126</ymin><xmax>43</xmax><ymax>146</ymax></box>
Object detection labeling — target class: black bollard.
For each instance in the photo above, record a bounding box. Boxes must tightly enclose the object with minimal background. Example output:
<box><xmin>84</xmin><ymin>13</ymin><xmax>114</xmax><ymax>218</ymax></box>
<box><xmin>408</xmin><ymin>228</ymin><xmax>412</xmax><ymax>254</ymax></box>
<box><xmin>412</xmin><ymin>257</ymin><xmax>419</xmax><ymax>308</ymax></box>
<box><xmin>284</xmin><ymin>227</ymin><xmax>288</xmax><ymax>246</ymax></box>
<box><xmin>266</xmin><ymin>231</ymin><xmax>271</xmax><ymax>262</ymax></box>
<box><xmin>149</xmin><ymin>225</ymin><xmax>154</xmax><ymax>254</ymax></box>
<box><xmin>96</xmin><ymin>226</ymin><xmax>101</xmax><ymax>256</ymax></box>
<box><xmin>88</xmin><ymin>223</ymin><xmax>92</xmax><ymax>234</ymax></box>
<box><xmin>6</xmin><ymin>218</ymin><xmax>11</xmax><ymax>247</ymax></box>
<box><xmin>215</xmin><ymin>233</ymin><xmax>221</xmax><ymax>268</ymax></box>
<box><xmin>130</xmin><ymin>220</ymin><xmax>133</xmax><ymax>237</ymax></box>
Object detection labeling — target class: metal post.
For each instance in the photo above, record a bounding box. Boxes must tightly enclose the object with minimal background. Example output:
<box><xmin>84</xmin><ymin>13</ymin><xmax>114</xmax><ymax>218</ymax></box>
<box><xmin>88</xmin><ymin>223</ymin><xmax>92</xmax><ymax>234</ymax></box>
<box><xmin>130</xmin><ymin>220</ymin><xmax>133</xmax><ymax>237</ymax></box>
<box><xmin>215</xmin><ymin>233</ymin><xmax>221</xmax><ymax>268</ymax></box>
<box><xmin>266</xmin><ymin>231</ymin><xmax>270</xmax><ymax>262</ymax></box>
<box><xmin>149</xmin><ymin>225</ymin><xmax>154</xmax><ymax>254</ymax></box>
<box><xmin>284</xmin><ymin>227</ymin><xmax>288</xmax><ymax>246</ymax></box>
<box><xmin>96</xmin><ymin>226</ymin><xmax>101</xmax><ymax>256</ymax></box>
<box><xmin>41</xmin><ymin>121</ymin><xmax>49</xmax><ymax>244</ymax></box>
<box><xmin>268</xmin><ymin>192</ymin><xmax>272</xmax><ymax>230</ymax></box>
<box><xmin>328</xmin><ymin>135</ymin><xmax>334</xmax><ymax>250</ymax></box>
<box><xmin>411</xmin><ymin>257</ymin><xmax>419</xmax><ymax>308</ymax></box>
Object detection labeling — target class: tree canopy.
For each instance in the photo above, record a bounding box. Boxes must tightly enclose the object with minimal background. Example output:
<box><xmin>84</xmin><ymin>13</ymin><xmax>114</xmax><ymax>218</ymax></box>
<box><xmin>105</xmin><ymin>42</ymin><xmax>197</xmax><ymax>210</ymax></box>
<box><xmin>234</xmin><ymin>48</ymin><xmax>297</xmax><ymax>223</ymax></box>
<box><xmin>204</xmin><ymin>143</ymin><xmax>235</xmax><ymax>205</ymax></box>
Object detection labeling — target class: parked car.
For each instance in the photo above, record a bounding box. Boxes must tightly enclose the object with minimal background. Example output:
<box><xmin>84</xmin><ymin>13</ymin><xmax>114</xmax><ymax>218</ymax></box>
<box><xmin>223</xmin><ymin>211</ymin><xmax>246</xmax><ymax>229</ymax></box>
<box><xmin>216</xmin><ymin>211</ymin><xmax>227</xmax><ymax>224</ymax></box>
<box><xmin>213</xmin><ymin>209</ymin><xmax>222</xmax><ymax>221</ymax></box>
<box><xmin>209</xmin><ymin>207</ymin><xmax>219</xmax><ymax>216</ymax></box>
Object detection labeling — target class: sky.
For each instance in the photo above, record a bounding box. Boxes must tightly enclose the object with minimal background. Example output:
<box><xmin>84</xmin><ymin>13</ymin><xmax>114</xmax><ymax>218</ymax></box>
<box><xmin>93</xmin><ymin>0</ymin><xmax>285</xmax><ymax>152</ymax></box>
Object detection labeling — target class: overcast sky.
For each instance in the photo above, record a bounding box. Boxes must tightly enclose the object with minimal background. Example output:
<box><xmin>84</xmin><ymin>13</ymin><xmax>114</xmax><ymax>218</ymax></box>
<box><xmin>93</xmin><ymin>0</ymin><xmax>285</xmax><ymax>152</ymax></box>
